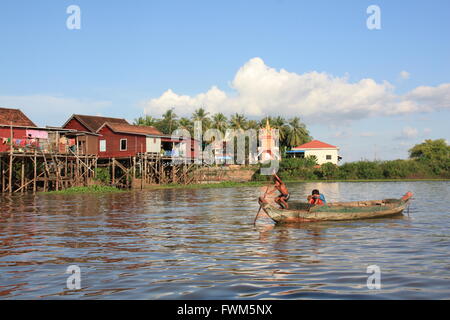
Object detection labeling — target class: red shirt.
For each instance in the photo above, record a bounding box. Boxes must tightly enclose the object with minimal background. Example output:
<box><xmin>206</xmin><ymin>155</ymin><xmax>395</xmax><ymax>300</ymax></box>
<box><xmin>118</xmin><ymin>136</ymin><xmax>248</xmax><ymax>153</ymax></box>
<box><xmin>309</xmin><ymin>196</ymin><xmax>324</xmax><ymax>205</ymax></box>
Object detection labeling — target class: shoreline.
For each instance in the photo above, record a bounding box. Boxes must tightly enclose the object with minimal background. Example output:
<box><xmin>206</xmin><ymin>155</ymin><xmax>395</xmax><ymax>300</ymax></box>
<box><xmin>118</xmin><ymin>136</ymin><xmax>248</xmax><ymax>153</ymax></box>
<box><xmin>20</xmin><ymin>178</ymin><xmax>450</xmax><ymax>195</ymax></box>
<box><xmin>143</xmin><ymin>178</ymin><xmax>449</xmax><ymax>191</ymax></box>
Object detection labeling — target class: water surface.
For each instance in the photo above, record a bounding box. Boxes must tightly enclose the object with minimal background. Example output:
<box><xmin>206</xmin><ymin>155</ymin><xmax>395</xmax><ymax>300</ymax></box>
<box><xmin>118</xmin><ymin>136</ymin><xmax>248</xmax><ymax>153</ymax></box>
<box><xmin>0</xmin><ymin>181</ymin><xmax>449</xmax><ymax>299</ymax></box>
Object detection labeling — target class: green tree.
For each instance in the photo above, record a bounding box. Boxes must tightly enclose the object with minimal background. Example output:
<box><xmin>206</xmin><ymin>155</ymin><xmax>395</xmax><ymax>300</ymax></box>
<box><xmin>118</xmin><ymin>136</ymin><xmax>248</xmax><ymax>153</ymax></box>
<box><xmin>211</xmin><ymin>113</ymin><xmax>228</xmax><ymax>133</ymax></box>
<box><xmin>320</xmin><ymin>162</ymin><xmax>338</xmax><ymax>180</ymax></box>
<box><xmin>271</xmin><ymin>116</ymin><xmax>288</xmax><ymax>145</ymax></box>
<box><xmin>133</xmin><ymin>115</ymin><xmax>157</xmax><ymax>127</ymax></box>
<box><xmin>246</xmin><ymin>119</ymin><xmax>260</xmax><ymax>130</ymax></box>
<box><xmin>192</xmin><ymin>107</ymin><xmax>211</xmax><ymax>130</ymax></box>
<box><xmin>177</xmin><ymin>117</ymin><xmax>193</xmax><ymax>135</ymax></box>
<box><xmin>229</xmin><ymin>113</ymin><xmax>247</xmax><ymax>131</ymax></box>
<box><xmin>409</xmin><ymin>139</ymin><xmax>450</xmax><ymax>176</ymax></box>
<box><xmin>409</xmin><ymin>139</ymin><xmax>450</xmax><ymax>161</ymax></box>
<box><xmin>287</xmin><ymin>117</ymin><xmax>311</xmax><ymax>148</ymax></box>
<box><xmin>158</xmin><ymin>108</ymin><xmax>178</xmax><ymax>134</ymax></box>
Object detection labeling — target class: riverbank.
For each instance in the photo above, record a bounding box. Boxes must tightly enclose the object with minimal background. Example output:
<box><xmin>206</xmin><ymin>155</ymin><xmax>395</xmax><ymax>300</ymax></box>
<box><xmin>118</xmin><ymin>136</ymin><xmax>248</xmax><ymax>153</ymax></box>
<box><xmin>44</xmin><ymin>185</ymin><xmax>122</xmax><ymax>195</ymax></box>
<box><xmin>37</xmin><ymin>178</ymin><xmax>449</xmax><ymax>194</ymax></box>
<box><xmin>143</xmin><ymin>178</ymin><xmax>450</xmax><ymax>191</ymax></box>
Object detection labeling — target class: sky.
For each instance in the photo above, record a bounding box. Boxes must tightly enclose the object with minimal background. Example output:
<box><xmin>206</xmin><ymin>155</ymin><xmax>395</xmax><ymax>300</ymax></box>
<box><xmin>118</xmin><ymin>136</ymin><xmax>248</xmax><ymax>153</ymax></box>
<box><xmin>0</xmin><ymin>0</ymin><xmax>449</xmax><ymax>162</ymax></box>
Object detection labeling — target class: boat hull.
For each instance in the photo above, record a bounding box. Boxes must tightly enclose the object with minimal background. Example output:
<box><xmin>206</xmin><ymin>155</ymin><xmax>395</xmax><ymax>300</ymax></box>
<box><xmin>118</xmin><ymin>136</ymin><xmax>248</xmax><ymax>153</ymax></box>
<box><xmin>259</xmin><ymin>192</ymin><xmax>413</xmax><ymax>224</ymax></box>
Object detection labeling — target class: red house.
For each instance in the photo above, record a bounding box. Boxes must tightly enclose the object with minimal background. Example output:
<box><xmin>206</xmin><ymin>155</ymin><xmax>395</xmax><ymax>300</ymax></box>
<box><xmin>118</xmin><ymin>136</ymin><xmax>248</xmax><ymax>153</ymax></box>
<box><xmin>62</xmin><ymin>113</ymin><xmax>200</xmax><ymax>159</ymax></box>
<box><xmin>62</xmin><ymin>114</ymin><xmax>130</xmax><ymax>155</ymax></box>
<box><xmin>62</xmin><ymin>114</ymin><xmax>129</xmax><ymax>133</ymax></box>
<box><xmin>96</xmin><ymin>122</ymin><xmax>163</xmax><ymax>158</ymax></box>
<box><xmin>1</xmin><ymin>108</ymin><xmax>100</xmax><ymax>155</ymax></box>
<box><xmin>96</xmin><ymin>122</ymin><xmax>200</xmax><ymax>159</ymax></box>
<box><xmin>0</xmin><ymin>107</ymin><xmax>38</xmax><ymax>152</ymax></box>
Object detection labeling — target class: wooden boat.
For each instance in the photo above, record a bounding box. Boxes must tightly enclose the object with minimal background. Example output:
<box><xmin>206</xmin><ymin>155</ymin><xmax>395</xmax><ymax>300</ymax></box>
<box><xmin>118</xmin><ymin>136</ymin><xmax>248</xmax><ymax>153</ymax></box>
<box><xmin>258</xmin><ymin>192</ymin><xmax>413</xmax><ymax>223</ymax></box>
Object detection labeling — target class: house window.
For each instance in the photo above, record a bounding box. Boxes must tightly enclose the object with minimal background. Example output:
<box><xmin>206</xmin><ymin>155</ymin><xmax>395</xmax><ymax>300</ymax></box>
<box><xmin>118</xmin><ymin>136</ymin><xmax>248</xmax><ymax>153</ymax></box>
<box><xmin>99</xmin><ymin>140</ymin><xmax>106</xmax><ymax>152</ymax></box>
<box><xmin>120</xmin><ymin>139</ymin><xmax>127</xmax><ymax>151</ymax></box>
<box><xmin>326</xmin><ymin>155</ymin><xmax>332</xmax><ymax>160</ymax></box>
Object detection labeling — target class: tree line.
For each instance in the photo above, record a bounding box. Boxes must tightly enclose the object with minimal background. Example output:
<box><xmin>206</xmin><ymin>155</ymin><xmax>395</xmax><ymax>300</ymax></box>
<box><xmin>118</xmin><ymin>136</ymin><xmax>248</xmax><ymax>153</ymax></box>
<box><xmin>253</xmin><ymin>139</ymin><xmax>450</xmax><ymax>180</ymax></box>
<box><xmin>133</xmin><ymin>107</ymin><xmax>312</xmax><ymax>149</ymax></box>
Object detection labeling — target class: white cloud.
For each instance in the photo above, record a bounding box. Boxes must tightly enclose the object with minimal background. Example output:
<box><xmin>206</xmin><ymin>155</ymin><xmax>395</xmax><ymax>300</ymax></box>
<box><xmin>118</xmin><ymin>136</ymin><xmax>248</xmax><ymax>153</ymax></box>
<box><xmin>399</xmin><ymin>126</ymin><xmax>419</xmax><ymax>139</ymax></box>
<box><xmin>0</xmin><ymin>95</ymin><xmax>112</xmax><ymax>127</ymax></box>
<box><xmin>405</xmin><ymin>84</ymin><xmax>450</xmax><ymax>110</ymax></box>
<box><xmin>399</xmin><ymin>71</ymin><xmax>410</xmax><ymax>80</ymax></box>
<box><xmin>143</xmin><ymin>57</ymin><xmax>450</xmax><ymax>123</ymax></box>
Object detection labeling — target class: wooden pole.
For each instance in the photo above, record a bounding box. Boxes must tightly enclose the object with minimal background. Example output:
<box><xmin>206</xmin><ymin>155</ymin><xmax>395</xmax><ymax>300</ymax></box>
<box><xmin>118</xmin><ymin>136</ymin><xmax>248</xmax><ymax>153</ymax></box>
<box><xmin>20</xmin><ymin>157</ymin><xmax>25</xmax><ymax>193</ymax></box>
<box><xmin>8</xmin><ymin>124</ymin><xmax>13</xmax><ymax>193</ymax></box>
<box><xmin>144</xmin><ymin>155</ymin><xmax>147</xmax><ymax>185</ymax></box>
<box><xmin>0</xmin><ymin>156</ymin><xmax>3</xmax><ymax>192</ymax></box>
<box><xmin>112</xmin><ymin>158</ymin><xmax>115</xmax><ymax>185</ymax></box>
<box><xmin>140</xmin><ymin>155</ymin><xmax>143</xmax><ymax>189</ymax></box>
<box><xmin>33</xmin><ymin>151</ymin><xmax>37</xmax><ymax>193</ymax></box>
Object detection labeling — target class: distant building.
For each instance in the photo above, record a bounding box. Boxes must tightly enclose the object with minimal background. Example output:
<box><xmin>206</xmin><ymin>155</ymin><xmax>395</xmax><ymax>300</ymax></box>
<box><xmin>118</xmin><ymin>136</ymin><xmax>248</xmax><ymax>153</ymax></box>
<box><xmin>287</xmin><ymin>140</ymin><xmax>341</xmax><ymax>165</ymax></box>
<box><xmin>257</xmin><ymin>119</ymin><xmax>280</xmax><ymax>163</ymax></box>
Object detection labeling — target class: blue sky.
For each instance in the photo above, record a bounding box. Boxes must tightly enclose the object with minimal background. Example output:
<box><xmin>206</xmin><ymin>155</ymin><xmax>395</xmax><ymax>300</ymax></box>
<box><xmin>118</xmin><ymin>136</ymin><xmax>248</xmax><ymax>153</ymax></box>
<box><xmin>1</xmin><ymin>0</ymin><xmax>449</xmax><ymax>162</ymax></box>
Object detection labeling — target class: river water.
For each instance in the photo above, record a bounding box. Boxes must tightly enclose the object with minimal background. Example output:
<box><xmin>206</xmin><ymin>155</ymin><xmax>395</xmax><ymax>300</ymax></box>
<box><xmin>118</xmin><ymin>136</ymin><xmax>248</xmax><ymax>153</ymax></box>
<box><xmin>0</xmin><ymin>181</ymin><xmax>449</xmax><ymax>299</ymax></box>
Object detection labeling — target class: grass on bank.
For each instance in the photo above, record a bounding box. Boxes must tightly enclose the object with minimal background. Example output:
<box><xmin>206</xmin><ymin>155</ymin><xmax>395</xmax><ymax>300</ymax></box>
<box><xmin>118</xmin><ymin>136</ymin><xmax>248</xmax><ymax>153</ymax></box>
<box><xmin>144</xmin><ymin>177</ymin><xmax>449</xmax><ymax>191</ymax></box>
<box><xmin>40</xmin><ymin>178</ymin><xmax>449</xmax><ymax>194</ymax></box>
<box><xmin>44</xmin><ymin>185</ymin><xmax>122</xmax><ymax>195</ymax></box>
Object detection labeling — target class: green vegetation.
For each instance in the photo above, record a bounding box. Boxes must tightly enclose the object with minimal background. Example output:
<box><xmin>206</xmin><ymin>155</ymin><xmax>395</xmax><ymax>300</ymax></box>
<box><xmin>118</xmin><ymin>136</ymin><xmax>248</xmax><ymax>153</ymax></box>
<box><xmin>94</xmin><ymin>167</ymin><xmax>111</xmax><ymax>184</ymax></box>
<box><xmin>409</xmin><ymin>139</ymin><xmax>450</xmax><ymax>176</ymax></box>
<box><xmin>45</xmin><ymin>185</ymin><xmax>122</xmax><ymax>194</ymax></box>
<box><xmin>253</xmin><ymin>139</ymin><xmax>450</xmax><ymax>181</ymax></box>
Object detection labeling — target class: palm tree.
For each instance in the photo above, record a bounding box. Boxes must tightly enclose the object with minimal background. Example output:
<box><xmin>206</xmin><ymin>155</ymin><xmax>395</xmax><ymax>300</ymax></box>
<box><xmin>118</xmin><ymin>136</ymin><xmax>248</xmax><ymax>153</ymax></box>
<box><xmin>246</xmin><ymin>120</ymin><xmax>260</xmax><ymax>130</ymax></box>
<box><xmin>267</xmin><ymin>116</ymin><xmax>288</xmax><ymax>147</ymax></box>
<box><xmin>191</xmin><ymin>107</ymin><xmax>211</xmax><ymax>130</ymax></box>
<box><xmin>177</xmin><ymin>117</ymin><xmax>193</xmax><ymax>135</ymax></box>
<box><xmin>287</xmin><ymin>117</ymin><xmax>311</xmax><ymax>148</ymax></box>
<box><xmin>211</xmin><ymin>113</ymin><xmax>228</xmax><ymax>133</ymax></box>
<box><xmin>160</xmin><ymin>108</ymin><xmax>178</xmax><ymax>134</ymax></box>
<box><xmin>133</xmin><ymin>115</ymin><xmax>157</xmax><ymax>127</ymax></box>
<box><xmin>229</xmin><ymin>113</ymin><xmax>247</xmax><ymax>131</ymax></box>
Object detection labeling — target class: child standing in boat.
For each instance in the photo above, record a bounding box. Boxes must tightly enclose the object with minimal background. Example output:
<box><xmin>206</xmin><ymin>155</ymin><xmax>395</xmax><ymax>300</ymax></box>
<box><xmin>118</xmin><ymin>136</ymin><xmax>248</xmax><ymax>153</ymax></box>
<box><xmin>268</xmin><ymin>174</ymin><xmax>290</xmax><ymax>209</ymax></box>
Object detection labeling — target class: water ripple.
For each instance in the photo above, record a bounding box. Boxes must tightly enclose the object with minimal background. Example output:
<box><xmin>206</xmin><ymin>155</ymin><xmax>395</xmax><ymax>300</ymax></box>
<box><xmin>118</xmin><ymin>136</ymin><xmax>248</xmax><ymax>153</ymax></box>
<box><xmin>0</xmin><ymin>181</ymin><xmax>449</xmax><ymax>299</ymax></box>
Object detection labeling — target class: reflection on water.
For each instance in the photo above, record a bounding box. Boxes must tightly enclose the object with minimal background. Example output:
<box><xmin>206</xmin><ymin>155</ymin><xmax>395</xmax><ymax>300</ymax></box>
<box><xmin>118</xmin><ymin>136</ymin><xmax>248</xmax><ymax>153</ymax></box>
<box><xmin>0</xmin><ymin>181</ymin><xmax>449</xmax><ymax>299</ymax></box>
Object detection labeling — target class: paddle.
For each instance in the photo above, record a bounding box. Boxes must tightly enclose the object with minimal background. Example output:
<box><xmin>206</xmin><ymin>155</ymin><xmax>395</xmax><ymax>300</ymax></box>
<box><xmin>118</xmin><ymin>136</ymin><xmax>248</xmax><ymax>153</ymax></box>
<box><xmin>254</xmin><ymin>184</ymin><xmax>271</xmax><ymax>226</ymax></box>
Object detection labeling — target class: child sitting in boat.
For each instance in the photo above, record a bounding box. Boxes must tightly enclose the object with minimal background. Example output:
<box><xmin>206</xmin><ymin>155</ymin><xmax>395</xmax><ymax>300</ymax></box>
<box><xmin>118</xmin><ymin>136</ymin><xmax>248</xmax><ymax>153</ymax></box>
<box><xmin>308</xmin><ymin>189</ymin><xmax>326</xmax><ymax>206</ymax></box>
